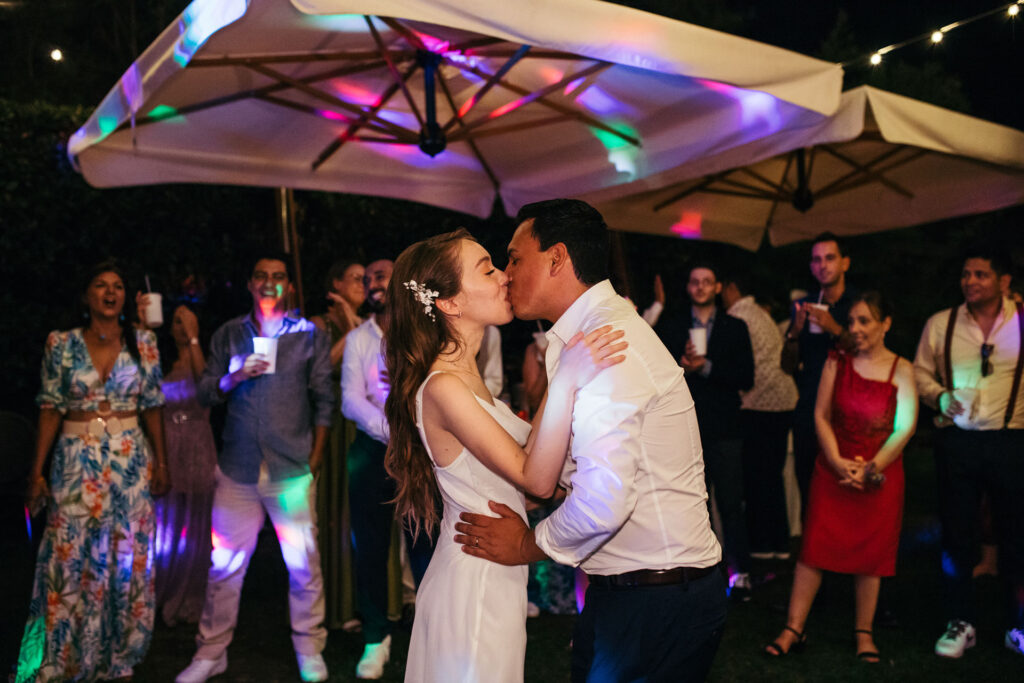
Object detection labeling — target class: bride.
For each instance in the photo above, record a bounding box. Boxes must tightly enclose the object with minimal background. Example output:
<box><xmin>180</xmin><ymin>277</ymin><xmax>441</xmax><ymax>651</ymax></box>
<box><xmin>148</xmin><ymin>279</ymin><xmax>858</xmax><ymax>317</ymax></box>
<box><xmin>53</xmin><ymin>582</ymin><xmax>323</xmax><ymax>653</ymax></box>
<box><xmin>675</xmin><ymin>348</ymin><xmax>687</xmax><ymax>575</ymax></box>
<box><xmin>383</xmin><ymin>229</ymin><xmax>625</xmax><ymax>682</ymax></box>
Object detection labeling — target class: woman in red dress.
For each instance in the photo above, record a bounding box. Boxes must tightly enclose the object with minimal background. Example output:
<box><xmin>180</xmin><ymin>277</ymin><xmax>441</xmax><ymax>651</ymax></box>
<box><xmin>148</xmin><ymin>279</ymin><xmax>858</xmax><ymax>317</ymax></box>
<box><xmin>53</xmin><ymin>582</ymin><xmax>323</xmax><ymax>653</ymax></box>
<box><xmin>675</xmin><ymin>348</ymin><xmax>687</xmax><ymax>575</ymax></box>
<box><xmin>766</xmin><ymin>291</ymin><xmax>918</xmax><ymax>662</ymax></box>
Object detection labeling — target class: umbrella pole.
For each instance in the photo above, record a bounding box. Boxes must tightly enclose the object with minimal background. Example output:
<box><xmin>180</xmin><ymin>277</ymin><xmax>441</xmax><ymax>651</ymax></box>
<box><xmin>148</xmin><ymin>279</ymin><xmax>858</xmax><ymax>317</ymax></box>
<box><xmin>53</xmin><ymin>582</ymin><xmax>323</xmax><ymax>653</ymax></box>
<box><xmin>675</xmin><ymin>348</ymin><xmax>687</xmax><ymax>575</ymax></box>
<box><xmin>275</xmin><ymin>187</ymin><xmax>305</xmax><ymax>315</ymax></box>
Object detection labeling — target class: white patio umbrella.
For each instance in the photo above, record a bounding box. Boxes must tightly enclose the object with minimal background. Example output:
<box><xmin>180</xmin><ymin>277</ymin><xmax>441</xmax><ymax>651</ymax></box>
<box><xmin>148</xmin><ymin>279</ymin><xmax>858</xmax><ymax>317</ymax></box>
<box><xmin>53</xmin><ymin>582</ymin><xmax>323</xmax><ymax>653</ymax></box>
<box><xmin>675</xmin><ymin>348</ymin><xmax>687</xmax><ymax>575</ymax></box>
<box><xmin>583</xmin><ymin>85</ymin><xmax>1024</xmax><ymax>250</ymax></box>
<box><xmin>68</xmin><ymin>0</ymin><xmax>843</xmax><ymax>218</ymax></box>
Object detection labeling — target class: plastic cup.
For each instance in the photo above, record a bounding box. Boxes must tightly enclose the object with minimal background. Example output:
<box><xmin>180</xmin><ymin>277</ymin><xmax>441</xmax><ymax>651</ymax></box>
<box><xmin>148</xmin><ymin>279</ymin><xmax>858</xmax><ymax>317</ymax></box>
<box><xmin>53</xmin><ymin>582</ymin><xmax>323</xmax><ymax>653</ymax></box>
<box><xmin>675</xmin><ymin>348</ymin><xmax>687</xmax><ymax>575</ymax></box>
<box><xmin>689</xmin><ymin>327</ymin><xmax>708</xmax><ymax>356</ymax></box>
<box><xmin>805</xmin><ymin>302</ymin><xmax>829</xmax><ymax>334</ymax></box>
<box><xmin>953</xmin><ymin>387</ymin><xmax>980</xmax><ymax>424</ymax></box>
<box><xmin>252</xmin><ymin>336</ymin><xmax>278</xmax><ymax>374</ymax></box>
<box><xmin>143</xmin><ymin>293</ymin><xmax>163</xmax><ymax>328</ymax></box>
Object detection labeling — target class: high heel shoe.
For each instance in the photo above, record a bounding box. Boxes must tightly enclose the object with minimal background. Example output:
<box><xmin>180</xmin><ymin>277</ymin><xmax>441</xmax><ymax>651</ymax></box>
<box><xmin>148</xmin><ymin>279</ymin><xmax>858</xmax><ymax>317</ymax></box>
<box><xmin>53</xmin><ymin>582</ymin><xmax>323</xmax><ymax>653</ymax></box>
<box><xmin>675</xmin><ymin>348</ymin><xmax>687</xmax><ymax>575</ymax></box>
<box><xmin>764</xmin><ymin>625</ymin><xmax>807</xmax><ymax>657</ymax></box>
<box><xmin>855</xmin><ymin>628</ymin><xmax>880</xmax><ymax>663</ymax></box>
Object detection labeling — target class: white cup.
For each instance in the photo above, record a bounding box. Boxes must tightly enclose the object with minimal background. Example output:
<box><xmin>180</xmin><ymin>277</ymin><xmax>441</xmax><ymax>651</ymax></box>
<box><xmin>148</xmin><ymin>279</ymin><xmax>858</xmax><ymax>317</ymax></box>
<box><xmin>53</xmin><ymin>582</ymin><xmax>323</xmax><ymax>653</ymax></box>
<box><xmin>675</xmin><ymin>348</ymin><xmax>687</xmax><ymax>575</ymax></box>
<box><xmin>689</xmin><ymin>327</ymin><xmax>708</xmax><ymax>356</ymax></box>
<box><xmin>805</xmin><ymin>302</ymin><xmax>829</xmax><ymax>334</ymax></box>
<box><xmin>143</xmin><ymin>293</ymin><xmax>163</xmax><ymax>328</ymax></box>
<box><xmin>952</xmin><ymin>387</ymin><xmax>980</xmax><ymax>425</ymax></box>
<box><xmin>252</xmin><ymin>336</ymin><xmax>278</xmax><ymax>374</ymax></box>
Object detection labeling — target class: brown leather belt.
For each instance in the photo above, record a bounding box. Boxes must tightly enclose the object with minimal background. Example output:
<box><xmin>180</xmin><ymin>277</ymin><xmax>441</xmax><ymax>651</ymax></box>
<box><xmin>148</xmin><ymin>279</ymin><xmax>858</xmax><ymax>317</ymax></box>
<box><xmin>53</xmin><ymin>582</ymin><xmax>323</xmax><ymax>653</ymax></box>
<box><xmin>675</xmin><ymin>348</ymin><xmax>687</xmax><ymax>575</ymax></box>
<box><xmin>587</xmin><ymin>564</ymin><xmax>720</xmax><ymax>588</ymax></box>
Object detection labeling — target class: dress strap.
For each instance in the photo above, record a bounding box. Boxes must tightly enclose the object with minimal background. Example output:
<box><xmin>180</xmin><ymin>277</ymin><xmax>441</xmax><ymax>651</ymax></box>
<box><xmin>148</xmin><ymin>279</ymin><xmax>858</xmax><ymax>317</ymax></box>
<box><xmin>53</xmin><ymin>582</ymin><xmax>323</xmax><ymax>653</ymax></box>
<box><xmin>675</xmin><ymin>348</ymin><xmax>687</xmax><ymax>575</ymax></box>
<box><xmin>886</xmin><ymin>354</ymin><xmax>899</xmax><ymax>384</ymax></box>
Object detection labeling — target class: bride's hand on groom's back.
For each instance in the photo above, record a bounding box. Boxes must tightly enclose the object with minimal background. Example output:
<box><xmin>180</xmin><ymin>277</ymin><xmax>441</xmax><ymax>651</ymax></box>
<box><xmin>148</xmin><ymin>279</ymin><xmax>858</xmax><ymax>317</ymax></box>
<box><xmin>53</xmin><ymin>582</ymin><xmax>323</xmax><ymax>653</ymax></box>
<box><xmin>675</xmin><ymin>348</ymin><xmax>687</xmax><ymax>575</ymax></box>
<box><xmin>557</xmin><ymin>325</ymin><xmax>628</xmax><ymax>389</ymax></box>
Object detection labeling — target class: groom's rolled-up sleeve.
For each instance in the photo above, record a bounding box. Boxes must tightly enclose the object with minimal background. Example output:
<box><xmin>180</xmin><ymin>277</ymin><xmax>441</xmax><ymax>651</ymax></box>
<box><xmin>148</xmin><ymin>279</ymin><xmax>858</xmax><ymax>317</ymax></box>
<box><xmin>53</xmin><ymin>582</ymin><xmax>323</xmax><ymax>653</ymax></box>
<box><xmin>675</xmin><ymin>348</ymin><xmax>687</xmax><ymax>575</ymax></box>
<box><xmin>533</xmin><ymin>360</ymin><xmax>650</xmax><ymax>567</ymax></box>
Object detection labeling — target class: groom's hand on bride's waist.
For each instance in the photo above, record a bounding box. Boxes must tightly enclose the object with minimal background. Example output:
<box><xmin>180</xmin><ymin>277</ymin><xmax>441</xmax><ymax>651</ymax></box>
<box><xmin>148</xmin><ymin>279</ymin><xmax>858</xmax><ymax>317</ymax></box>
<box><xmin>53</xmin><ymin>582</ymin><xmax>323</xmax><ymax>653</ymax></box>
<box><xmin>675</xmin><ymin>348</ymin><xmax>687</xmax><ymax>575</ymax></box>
<box><xmin>455</xmin><ymin>501</ymin><xmax>548</xmax><ymax>566</ymax></box>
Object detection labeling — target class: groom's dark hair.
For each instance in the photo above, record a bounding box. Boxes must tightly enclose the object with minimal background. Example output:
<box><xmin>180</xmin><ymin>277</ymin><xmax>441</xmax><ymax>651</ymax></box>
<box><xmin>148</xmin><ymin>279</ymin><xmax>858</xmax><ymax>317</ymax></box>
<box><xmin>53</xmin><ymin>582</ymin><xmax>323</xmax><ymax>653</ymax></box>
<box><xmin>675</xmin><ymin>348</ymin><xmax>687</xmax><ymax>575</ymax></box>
<box><xmin>516</xmin><ymin>199</ymin><xmax>609</xmax><ymax>286</ymax></box>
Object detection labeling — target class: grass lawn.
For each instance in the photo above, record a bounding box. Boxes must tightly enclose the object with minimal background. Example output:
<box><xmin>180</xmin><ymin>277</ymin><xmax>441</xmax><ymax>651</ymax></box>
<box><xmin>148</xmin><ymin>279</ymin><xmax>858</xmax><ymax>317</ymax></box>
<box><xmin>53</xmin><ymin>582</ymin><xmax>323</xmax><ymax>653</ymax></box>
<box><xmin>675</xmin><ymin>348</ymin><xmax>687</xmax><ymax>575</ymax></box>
<box><xmin>133</xmin><ymin>432</ymin><xmax>1023</xmax><ymax>681</ymax></box>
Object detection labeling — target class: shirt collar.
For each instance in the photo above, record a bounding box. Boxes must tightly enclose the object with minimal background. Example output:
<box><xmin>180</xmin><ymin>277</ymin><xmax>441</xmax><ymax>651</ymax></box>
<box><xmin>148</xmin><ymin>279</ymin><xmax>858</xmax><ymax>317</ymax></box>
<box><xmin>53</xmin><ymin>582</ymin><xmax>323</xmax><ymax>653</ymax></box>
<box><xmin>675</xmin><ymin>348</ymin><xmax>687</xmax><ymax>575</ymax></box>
<box><xmin>548</xmin><ymin>280</ymin><xmax>616</xmax><ymax>346</ymax></box>
<box><xmin>244</xmin><ymin>312</ymin><xmax>300</xmax><ymax>337</ymax></box>
<box><xmin>691</xmin><ymin>304</ymin><xmax>716</xmax><ymax>326</ymax></box>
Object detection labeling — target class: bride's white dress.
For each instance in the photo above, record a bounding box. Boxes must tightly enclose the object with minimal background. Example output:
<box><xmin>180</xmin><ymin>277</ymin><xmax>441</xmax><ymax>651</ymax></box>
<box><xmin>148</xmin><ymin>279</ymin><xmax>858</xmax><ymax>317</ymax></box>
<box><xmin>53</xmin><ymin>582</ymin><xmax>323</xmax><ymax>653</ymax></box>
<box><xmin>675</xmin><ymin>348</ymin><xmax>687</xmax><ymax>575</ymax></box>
<box><xmin>404</xmin><ymin>372</ymin><xmax>531</xmax><ymax>683</ymax></box>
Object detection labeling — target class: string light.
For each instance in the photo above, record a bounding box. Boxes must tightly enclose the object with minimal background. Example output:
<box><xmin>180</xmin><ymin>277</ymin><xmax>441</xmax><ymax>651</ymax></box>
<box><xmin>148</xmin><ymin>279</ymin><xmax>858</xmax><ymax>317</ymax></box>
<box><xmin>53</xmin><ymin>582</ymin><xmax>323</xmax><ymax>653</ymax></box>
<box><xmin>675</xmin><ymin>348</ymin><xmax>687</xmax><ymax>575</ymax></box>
<box><xmin>844</xmin><ymin>1</ymin><xmax>1022</xmax><ymax>68</ymax></box>
<box><xmin>49</xmin><ymin>48</ymin><xmax>63</xmax><ymax>62</ymax></box>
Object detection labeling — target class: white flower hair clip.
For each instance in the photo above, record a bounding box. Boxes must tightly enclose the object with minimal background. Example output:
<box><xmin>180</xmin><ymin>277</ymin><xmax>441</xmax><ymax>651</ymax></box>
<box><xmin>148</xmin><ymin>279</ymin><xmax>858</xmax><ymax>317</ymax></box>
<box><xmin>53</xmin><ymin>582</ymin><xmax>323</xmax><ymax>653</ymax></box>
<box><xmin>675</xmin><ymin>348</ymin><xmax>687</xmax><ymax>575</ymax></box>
<box><xmin>404</xmin><ymin>280</ymin><xmax>440</xmax><ymax>321</ymax></box>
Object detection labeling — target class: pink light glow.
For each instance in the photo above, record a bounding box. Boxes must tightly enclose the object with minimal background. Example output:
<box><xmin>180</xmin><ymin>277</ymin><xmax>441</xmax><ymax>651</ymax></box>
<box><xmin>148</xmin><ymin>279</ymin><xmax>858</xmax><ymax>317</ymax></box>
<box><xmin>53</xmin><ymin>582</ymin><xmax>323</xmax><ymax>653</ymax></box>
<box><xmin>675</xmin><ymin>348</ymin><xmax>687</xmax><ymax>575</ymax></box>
<box><xmin>564</xmin><ymin>77</ymin><xmax>586</xmax><ymax>96</ymax></box>
<box><xmin>328</xmin><ymin>80</ymin><xmax>381</xmax><ymax>107</ymax></box>
<box><xmin>538</xmin><ymin>66</ymin><xmax>564</xmax><ymax>85</ymax></box>
<box><xmin>670</xmin><ymin>211</ymin><xmax>703</xmax><ymax>239</ymax></box>
<box><xmin>694</xmin><ymin>78</ymin><xmax>781</xmax><ymax>130</ymax></box>
<box><xmin>412</xmin><ymin>30</ymin><xmax>450</xmax><ymax>54</ymax></box>
<box><xmin>488</xmin><ymin>100</ymin><xmax>523</xmax><ymax>120</ymax></box>
<box><xmin>316</xmin><ymin>108</ymin><xmax>349</xmax><ymax>122</ymax></box>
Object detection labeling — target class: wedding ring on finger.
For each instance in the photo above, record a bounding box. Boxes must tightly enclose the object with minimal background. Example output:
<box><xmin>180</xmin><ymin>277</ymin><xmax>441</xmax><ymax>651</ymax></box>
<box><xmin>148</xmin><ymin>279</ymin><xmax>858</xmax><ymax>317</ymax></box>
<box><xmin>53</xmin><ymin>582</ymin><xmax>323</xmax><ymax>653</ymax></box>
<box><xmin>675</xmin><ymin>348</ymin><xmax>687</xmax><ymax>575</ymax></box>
<box><xmin>474</xmin><ymin>537</ymin><xmax>480</xmax><ymax>548</ymax></box>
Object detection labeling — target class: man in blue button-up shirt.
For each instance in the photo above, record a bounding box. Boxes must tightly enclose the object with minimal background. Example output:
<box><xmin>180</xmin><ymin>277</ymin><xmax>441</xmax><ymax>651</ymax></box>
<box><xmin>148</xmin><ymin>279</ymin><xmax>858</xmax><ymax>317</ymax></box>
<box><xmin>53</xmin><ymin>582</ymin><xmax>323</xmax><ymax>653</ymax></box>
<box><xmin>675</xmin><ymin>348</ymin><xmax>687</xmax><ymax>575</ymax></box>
<box><xmin>177</xmin><ymin>253</ymin><xmax>334</xmax><ymax>683</ymax></box>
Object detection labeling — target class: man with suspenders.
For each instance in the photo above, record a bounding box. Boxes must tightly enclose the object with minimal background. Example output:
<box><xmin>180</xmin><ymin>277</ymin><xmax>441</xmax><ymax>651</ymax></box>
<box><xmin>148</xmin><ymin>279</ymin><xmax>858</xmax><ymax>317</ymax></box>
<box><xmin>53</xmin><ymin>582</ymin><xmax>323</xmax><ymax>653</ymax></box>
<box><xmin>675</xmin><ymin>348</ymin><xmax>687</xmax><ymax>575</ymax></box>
<box><xmin>914</xmin><ymin>245</ymin><xmax>1024</xmax><ymax>659</ymax></box>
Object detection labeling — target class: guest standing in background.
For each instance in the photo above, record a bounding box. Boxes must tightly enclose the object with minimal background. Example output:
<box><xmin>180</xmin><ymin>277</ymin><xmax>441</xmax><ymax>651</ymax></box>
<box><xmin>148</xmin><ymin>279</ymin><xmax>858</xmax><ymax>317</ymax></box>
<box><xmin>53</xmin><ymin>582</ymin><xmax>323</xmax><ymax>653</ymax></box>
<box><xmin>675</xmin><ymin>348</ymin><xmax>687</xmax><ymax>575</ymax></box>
<box><xmin>149</xmin><ymin>301</ymin><xmax>218</xmax><ymax>626</ymax></box>
<box><xmin>311</xmin><ymin>260</ymin><xmax>364</xmax><ymax>631</ymax></box>
<box><xmin>766</xmin><ymin>292</ymin><xmax>916</xmax><ymax>663</ymax></box>
<box><xmin>18</xmin><ymin>261</ymin><xmax>169</xmax><ymax>682</ymax></box>
<box><xmin>720</xmin><ymin>272</ymin><xmax>799</xmax><ymax>560</ymax></box>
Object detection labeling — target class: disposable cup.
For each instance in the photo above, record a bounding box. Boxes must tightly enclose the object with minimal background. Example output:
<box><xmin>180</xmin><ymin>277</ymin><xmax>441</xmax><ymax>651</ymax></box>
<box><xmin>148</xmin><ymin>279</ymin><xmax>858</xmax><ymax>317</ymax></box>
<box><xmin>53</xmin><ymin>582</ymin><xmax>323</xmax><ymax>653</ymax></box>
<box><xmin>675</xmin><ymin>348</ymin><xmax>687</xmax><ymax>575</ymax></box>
<box><xmin>143</xmin><ymin>293</ymin><xmax>163</xmax><ymax>328</ymax></box>
<box><xmin>953</xmin><ymin>387</ymin><xmax>980</xmax><ymax>423</ymax></box>
<box><xmin>253</xmin><ymin>336</ymin><xmax>278</xmax><ymax>374</ymax></box>
<box><xmin>689</xmin><ymin>327</ymin><xmax>708</xmax><ymax>356</ymax></box>
<box><xmin>805</xmin><ymin>302</ymin><xmax>829</xmax><ymax>334</ymax></box>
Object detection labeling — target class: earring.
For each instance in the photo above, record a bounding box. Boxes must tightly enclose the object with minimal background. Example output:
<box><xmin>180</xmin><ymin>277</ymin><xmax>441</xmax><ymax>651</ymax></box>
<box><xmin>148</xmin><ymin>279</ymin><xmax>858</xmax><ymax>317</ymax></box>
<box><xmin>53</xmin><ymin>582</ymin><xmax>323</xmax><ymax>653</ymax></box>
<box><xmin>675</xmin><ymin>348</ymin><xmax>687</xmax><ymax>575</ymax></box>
<box><xmin>120</xmin><ymin>312</ymin><xmax>126</xmax><ymax>322</ymax></box>
<box><xmin>458</xmin><ymin>311</ymin><xmax>462</xmax><ymax>319</ymax></box>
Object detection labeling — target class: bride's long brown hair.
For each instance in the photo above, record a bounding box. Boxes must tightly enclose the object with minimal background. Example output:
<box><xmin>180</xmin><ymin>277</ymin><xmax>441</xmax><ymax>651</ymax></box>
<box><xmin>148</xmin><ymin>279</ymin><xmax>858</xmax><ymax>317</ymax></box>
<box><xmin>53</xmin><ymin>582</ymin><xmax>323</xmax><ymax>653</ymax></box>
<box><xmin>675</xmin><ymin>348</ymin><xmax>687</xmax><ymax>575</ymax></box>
<box><xmin>384</xmin><ymin>228</ymin><xmax>473</xmax><ymax>539</ymax></box>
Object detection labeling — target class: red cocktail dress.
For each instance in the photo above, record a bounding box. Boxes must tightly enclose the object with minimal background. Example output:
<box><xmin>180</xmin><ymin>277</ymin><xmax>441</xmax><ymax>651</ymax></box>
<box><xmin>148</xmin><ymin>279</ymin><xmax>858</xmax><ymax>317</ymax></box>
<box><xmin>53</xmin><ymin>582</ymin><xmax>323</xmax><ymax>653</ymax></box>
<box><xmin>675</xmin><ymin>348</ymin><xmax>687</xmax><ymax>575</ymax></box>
<box><xmin>801</xmin><ymin>351</ymin><xmax>904</xmax><ymax>576</ymax></box>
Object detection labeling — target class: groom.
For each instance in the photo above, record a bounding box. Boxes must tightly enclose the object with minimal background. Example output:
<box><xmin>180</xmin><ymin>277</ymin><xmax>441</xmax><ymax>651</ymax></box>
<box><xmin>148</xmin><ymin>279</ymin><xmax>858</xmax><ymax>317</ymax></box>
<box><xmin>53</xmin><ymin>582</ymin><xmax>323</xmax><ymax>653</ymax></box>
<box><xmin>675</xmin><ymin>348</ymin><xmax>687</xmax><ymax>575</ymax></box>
<box><xmin>455</xmin><ymin>199</ymin><xmax>726</xmax><ymax>681</ymax></box>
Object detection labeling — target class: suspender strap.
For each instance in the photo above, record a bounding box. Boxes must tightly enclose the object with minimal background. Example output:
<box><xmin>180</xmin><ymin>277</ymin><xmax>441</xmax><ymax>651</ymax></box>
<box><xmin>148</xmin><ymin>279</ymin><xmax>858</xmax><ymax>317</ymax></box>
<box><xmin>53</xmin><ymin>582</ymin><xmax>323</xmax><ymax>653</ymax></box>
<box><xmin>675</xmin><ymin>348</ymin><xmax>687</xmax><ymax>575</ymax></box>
<box><xmin>1004</xmin><ymin>302</ymin><xmax>1024</xmax><ymax>429</ymax></box>
<box><xmin>942</xmin><ymin>306</ymin><xmax>957</xmax><ymax>391</ymax></box>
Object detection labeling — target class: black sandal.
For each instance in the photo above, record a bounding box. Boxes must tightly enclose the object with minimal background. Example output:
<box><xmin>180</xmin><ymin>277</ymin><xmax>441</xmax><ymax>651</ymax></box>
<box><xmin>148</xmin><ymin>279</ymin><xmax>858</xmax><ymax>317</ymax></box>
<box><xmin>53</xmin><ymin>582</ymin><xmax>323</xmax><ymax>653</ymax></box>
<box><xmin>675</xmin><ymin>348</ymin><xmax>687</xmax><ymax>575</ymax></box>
<box><xmin>765</xmin><ymin>625</ymin><xmax>807</xmax><ymax>656</ymax></box>
<box><xmin>855</xmin><ymin>629</ymin><xmax>880</xmax><ymax>663</ymax></box>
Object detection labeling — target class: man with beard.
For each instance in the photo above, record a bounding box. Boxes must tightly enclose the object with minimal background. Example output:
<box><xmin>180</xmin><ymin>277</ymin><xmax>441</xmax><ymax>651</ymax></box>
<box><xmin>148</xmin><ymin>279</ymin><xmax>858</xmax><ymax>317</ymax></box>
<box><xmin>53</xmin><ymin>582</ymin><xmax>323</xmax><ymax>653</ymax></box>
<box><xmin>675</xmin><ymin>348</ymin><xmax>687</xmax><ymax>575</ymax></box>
<box><xmin>915</xmin><ymin>246</ymin><xmax>1024</xmax><ymax>659</ymax></box>
<box><xmin>455</xmin><ymin>200</ymin><xmax>725</xmax><ymax>682</ymax></box>
<box><xmin>177</xmin><ymin>253</ymin><xmax>332</xmax><ymax>683</ymax></box>
<box><xmin>782</xmin><ymin>232</ymin><xmax>855</xmax><ymax>509</ymax></box>
<box><xmin>341</xmin><ymin>259</ymin><xmax>432</xmax><ymax>678</ymax></box>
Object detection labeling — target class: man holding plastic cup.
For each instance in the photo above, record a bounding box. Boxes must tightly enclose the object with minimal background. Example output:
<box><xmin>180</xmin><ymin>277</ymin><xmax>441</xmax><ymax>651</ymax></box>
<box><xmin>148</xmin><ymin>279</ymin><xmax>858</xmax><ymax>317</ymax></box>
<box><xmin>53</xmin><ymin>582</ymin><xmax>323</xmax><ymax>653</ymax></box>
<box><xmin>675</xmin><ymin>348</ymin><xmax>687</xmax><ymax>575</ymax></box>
<box><xmin>914</xmin><ymin>245</ymin><xmax>1024</xmax><ymax>659</ymax></box>
<box><xmin>176</xmin><ymin>252</ymin><xmax>334</xmax><ymax>683</ymax></box>
<box><xmin>781</xmin><ymin>232</ymin><xmax>856</xmax><ymax>509</ymax></box>
<box><xmin>657</xmin><ymin>264</ymin><xmax>755</xmax><ymax>600</ymax></box>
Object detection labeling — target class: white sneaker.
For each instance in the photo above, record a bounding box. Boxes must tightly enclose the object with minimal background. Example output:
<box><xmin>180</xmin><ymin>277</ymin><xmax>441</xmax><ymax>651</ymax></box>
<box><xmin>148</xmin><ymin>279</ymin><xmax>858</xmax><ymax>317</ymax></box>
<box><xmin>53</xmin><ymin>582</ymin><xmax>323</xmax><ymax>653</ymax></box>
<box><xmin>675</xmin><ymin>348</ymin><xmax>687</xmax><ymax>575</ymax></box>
<box><xmin>297</xmin><ymin>653</ymin><xmax>328</xmax><ymax>682</ymax></box>
<box><xmin>175</xmin><ymin>653</ymin><xmax>228</xmax><ymax>683</ymax></box>
<box><xmin>935</xmin><ymin>620</ymin><xmax>976</xmax><ymax>658</ymax></box>
<box><xmin>356</xmin><ymin>634</ymin><xmax>391</xmax><ymax>679</ymax></box>
<box><xmin>1006</xmin><ymin>628</ymin><xmax>1024</xmax><ymax>657</ymax></box>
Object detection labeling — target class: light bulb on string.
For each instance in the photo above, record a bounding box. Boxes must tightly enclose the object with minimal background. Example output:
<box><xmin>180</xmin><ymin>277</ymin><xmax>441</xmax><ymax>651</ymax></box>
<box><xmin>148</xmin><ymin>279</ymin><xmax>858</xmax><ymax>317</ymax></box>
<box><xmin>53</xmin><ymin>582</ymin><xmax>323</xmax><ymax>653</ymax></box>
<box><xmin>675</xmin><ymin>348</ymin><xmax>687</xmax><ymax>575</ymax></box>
<box><xmin>870</xmin><ymin>53</ymin><xmax>882</xmax><ymax>65</ymax></box>
<box><xmin>1010</xmin><ymin>4</ymin><xmax>1020</xmax><ymax>17</ymax></box>
<box><xmin>930</xmin><ymin>30</ymin><xmax>944</xmax><ymax>43</ymax></box>
<box><xmin>49</xmin><ymin>48</ymin><xmax>63</xmax><ymax>62</ymax></box>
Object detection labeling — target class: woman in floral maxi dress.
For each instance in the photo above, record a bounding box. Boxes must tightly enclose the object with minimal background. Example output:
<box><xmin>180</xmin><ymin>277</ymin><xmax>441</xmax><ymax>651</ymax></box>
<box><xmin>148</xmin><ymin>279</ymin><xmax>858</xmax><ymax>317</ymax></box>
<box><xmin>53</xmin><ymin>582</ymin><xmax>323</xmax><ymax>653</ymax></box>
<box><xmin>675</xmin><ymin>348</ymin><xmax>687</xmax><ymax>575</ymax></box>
<box><xmin>18</xmin><ymin>262</ymin><xmax>169</xmax><ymax>682</ymax></box>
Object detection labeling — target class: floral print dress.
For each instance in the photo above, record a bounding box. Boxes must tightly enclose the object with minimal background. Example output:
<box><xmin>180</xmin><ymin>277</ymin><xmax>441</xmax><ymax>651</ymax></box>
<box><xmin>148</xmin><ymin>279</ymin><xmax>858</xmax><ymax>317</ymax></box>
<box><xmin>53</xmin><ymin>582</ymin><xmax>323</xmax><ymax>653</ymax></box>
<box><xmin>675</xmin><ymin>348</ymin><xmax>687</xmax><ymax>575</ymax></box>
<box><xmin>17</xmin><ymin>328</ymin><xmax>164</xmax><ymax>682</ymax></box>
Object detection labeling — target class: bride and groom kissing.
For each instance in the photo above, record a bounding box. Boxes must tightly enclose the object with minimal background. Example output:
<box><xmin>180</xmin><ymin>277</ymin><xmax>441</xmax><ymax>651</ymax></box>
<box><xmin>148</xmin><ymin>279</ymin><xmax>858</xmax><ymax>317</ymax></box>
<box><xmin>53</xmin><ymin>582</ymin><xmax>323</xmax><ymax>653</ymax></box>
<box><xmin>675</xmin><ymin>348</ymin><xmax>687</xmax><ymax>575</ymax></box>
<box><xmin>384</xmin><ymin>198</ymin><xmax>726</xmax><ymax>682</ymax></box>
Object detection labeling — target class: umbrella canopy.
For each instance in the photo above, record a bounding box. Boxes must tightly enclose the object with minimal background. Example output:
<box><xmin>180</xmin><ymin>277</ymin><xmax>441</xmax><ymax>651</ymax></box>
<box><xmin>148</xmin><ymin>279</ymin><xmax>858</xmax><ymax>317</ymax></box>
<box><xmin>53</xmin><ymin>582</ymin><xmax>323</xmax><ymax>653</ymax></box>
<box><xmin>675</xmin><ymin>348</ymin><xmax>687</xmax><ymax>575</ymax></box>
<box><xmin>584</xmin><ymin>85</ymin><xmax>1024</xmax><ymax>250</ymax></box>
<box><xmin>69</xmin><ymin>0</ymin><xmax>842</xmax><ymax>218</ymax></box>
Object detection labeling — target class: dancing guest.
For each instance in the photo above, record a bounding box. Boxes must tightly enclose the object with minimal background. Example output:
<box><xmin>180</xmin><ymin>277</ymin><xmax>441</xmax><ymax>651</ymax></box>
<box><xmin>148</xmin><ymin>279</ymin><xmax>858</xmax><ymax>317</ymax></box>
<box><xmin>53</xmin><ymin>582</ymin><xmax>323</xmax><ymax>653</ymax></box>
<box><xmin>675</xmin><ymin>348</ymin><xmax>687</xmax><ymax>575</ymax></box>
<box><xmin>151</xmin><ymin>303</ymin><xmax>218</xmax><ymax>625</ymax></box>
<box><xmin>456</xmin><ymin>200</ymin><xmax>725</xmax><ymax>682</ymax></box>
<box><xmin>18</xmin><ymin>261</ymin><xmax>169</xmax><ymax>681</ymax></box>
<box><xmin>384</xmin><ymin>228</ymin><xmax>626</xmax><ymax>682</ymax></box>
<box><xmin>766</xmin><ymin>292</ymin><xmax>916</xmax><ymax>662</ymax></box>
<box><xmin>311</xmin><ymin>260</ymin><xmax>364</xmax><ymax>630</ymax></box>
<box><xmin>176</xmin><ymin>253</ymin><xmax>333</xmax><ymax>683</ymax></box>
